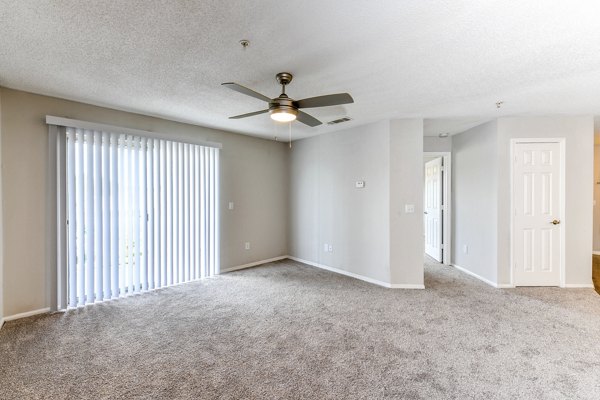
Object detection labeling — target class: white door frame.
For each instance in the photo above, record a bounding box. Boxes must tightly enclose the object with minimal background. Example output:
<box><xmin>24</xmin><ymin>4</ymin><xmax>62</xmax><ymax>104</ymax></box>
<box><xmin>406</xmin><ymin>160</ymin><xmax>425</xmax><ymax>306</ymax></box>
<box><xmin>509</xmin><ymin>138</ymin><xmax>566</xmax><ymax>287</ymax></box>
<box><xmin>423</xmin><ymin>152</ymin><xmax>452</xmax><ymax>265</ymax></box>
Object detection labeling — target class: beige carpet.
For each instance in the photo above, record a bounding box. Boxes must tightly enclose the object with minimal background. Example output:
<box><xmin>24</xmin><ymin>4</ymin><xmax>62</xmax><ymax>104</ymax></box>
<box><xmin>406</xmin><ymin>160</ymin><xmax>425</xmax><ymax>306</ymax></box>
<box><xmin>1</xmin><ymin>259</ymin><xmax>600</xmax><ymax>399</ymax></box>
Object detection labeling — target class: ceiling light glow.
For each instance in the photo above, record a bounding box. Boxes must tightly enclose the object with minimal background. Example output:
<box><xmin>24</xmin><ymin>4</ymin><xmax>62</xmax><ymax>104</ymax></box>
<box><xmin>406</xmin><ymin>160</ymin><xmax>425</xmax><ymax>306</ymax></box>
<box><xmin>270</xmin><ymin>108</ymin><xmax>297</xmax><ymax>122</ymax></box>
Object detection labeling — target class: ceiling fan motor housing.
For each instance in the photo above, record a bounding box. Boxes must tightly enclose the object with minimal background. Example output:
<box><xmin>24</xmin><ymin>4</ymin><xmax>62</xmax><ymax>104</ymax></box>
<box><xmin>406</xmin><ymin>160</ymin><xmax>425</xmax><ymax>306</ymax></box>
<box><xmin>270</xmin><ymin>73</ymin><xmax>298</xmax><ymax>117</ymax></box>
<box><xmin>270</xmin><ymin>96</ymin><xmax>297</xmax><ymax>114</ymax></box>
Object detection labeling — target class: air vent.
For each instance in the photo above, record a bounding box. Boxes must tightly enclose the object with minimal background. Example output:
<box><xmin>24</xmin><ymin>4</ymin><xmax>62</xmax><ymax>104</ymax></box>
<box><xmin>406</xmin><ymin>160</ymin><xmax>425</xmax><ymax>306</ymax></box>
<box><xmin>327</xmin><ymin>117</ymin><xmax>352</xmax><ymax>125</ymax></box>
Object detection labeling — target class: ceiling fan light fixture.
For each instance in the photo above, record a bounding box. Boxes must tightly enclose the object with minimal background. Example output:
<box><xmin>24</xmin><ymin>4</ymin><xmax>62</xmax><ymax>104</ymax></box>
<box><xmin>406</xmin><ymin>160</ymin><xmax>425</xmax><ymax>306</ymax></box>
<box><xmin>223</xmin><ymin>72</ymin><xmax>353</xmax><ymax>127</ymax></box>
<box><xmin>270</xmin><ymin>107</ymin><xmax>297</xmax><ymax>122</ymax></box>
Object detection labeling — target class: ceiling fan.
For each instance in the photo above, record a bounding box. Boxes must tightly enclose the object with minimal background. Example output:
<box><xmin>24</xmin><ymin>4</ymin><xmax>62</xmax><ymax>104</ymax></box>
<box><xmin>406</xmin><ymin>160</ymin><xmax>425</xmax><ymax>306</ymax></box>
<box><xmin>222</xmin><ymin>72</ymin><xmax>354</xmax><ymax>127</ymax></box>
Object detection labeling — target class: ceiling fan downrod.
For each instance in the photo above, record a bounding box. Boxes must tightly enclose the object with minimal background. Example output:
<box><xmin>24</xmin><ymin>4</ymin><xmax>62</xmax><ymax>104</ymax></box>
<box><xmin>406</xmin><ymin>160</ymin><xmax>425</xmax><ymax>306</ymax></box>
<box><xmin>276</xmin><ymin>72</ymin><xmax>293</xmax><ymax>96</ymax></box>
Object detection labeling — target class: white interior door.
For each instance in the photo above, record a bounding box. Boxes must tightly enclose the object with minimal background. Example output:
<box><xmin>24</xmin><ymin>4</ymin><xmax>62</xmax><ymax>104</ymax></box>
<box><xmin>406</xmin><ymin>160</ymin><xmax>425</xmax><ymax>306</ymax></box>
<box><xmin>424</xmin><ymin>157</ymin><xmax>443</xmax><ymax>261</ymax></box>
<box><xmin>513</xmin><ymin>142</ymin><xmax>562</xmax><ymax>286</ymax></box>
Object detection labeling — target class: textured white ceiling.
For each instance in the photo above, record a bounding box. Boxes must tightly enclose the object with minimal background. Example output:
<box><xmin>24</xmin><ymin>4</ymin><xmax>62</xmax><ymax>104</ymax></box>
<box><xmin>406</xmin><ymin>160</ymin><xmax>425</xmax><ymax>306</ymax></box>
<box><xmin>1</xmin><ymin>1</ymin><xmax>600</xmax><ymax>140</ymax></box>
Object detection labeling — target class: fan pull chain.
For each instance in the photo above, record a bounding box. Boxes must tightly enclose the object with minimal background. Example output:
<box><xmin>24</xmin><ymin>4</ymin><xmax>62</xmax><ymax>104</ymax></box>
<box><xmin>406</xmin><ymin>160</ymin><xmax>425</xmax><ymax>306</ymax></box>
<box><xmin>289</xmin><ymin>122</ymin><xmax>292</xmax><ymax>148</ymax></box>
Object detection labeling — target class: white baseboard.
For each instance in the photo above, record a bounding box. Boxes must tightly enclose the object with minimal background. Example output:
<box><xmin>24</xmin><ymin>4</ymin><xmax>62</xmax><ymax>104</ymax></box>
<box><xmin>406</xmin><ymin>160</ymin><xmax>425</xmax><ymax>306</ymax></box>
<box><xmin>451</xmin><ymin>264</ymin><xmax>500</xmax><ymax>288</ymax></box>
<box><xmin>450</xmin><ymin>264</ymin><xmax>594</xmax><ymax>289</ymax></box>
<box><xmin>564</xmin><ymin>283</ymin><xmax>595</xmax><ymax>288</ymax></box>
<box><xmin>221</xmin><ymin>256</ymin><xmax>288</xmax><ymax>273</ymax></box>
<box><xmin>389</xmin><ymin>283</ymin><xmax>426</xmax><ymax>289</ymax></box>
<box><xmin>0</xmin><ymin>318</ymin><xmax>4</xmax><ymax>330</ymax></box>
<box><xmin>496</xmin><ymin>284</ymin><xmax>515</xmax><ymax>289</ymax></box>
<box><xmin>3</xmin><ymin>307</ymin><xmax>51</xmax><ymax>322</ymax></box>
<box><xmin>288</xmin><ymin>256</ymin><xmax>390</xmax><ymax>288</ymax></box>
<box><xmin>288</xmin><ymin>256</ymin><xmax>424</xmax><ymax>289</ymax></box>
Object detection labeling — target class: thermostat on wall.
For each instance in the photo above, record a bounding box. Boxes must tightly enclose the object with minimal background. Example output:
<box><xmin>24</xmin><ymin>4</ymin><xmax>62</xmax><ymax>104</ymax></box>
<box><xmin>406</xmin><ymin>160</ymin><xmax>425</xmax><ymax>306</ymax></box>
<box><xmin>355</xmin><ymin>180</ymin><xmax>365</xmax><ymax>188</ymax></box>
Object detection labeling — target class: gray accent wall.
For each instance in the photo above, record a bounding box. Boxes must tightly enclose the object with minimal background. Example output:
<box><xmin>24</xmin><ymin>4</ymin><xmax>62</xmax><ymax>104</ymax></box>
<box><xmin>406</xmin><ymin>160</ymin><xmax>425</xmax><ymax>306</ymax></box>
<box><xmin>289</xmin><ymin>121</ymin><xmax>391</xmax><ymax>283</ymax></box>
<box><xmin>496</xmin><ymin>116</ymin><xmax>593</xmax><ymax>286</ymax></box>
<box><xmin>452</xmin><ymin>116</ymin><xmax>594</xmax><ymax>286</ymax></box>
<box><xmin>389</xmin><ymin>120</ymin><xmax>425</xmax><ymax>286</ymax></box>
<box><xmin>452</xmin><ymin>121</ymin><xmax>499</xmax><ymax>283</ymax></box>
<box><xmin>424</xmin><ymin>136</ymin><xmax>452</xmax><ymax>152</ymax></box>
<box><xmin>0</xmin><ymin>88</ymin><xmax>289</xmax><ymax>317</ymax></box>
<box><xmin>289</xmin><ymin>119</ymin><xmax>424</xmax><ymax>286</ymax></box>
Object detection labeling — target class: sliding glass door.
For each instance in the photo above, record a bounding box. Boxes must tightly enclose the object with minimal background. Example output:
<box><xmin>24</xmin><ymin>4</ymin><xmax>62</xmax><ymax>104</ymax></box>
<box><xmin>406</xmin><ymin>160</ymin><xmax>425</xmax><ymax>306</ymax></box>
<box><xmin>58</xmin><ymin>127</ymin><xmax>219</xmax><ymax>308</ymax></box>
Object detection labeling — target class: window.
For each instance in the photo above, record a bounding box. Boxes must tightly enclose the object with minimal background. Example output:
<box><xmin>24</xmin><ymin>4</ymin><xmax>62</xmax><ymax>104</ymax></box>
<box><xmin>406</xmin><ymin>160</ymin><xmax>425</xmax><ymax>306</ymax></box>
<box><xmin>51</xmin><ymin>121</ymin><xmax>220</xmax><ymax>309</ymax></box>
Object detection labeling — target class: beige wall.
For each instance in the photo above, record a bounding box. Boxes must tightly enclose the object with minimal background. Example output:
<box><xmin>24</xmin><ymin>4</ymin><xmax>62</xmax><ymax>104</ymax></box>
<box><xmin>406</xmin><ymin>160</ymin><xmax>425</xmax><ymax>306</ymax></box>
<box><xmin>0</xmin><ymin>87</ymin><xmax>289</xmax><ymax>317</ymax></box>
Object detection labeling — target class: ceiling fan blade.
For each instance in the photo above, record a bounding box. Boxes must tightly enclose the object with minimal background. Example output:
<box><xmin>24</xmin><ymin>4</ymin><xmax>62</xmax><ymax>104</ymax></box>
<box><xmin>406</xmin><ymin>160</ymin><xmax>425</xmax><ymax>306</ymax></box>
<box><xmin>296</xmin><ymin>111</ymin><xmax>322</xmax><ymax>127</ymax></box>
<box><xmin>229</xmin><ymin>109</ymin><xmax>269</xmax><ymax>119</ymax></box>
<box><xmin>221</xmin><ymin>82</ymin><xmax>272</xmax><ymax>102</ymax></box>
<box><xmin>295</xmin><ymin>93</ymin><xmax>354</xmax><ymax>109</ymax></box>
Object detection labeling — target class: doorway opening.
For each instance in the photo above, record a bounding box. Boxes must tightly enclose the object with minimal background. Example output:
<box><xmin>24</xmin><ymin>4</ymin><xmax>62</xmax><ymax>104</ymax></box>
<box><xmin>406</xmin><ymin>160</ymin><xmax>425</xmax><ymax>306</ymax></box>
<box><xmin>423</xmin><ymin>152</ymin><xmax>451</xmax><ymax>265</ymax></box>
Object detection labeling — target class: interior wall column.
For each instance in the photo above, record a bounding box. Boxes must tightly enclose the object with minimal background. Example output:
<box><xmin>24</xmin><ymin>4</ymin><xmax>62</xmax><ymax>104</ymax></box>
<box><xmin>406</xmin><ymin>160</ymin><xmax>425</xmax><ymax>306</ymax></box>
<box><xmin>389</xmin><ymin>119</ymin><xmax>425</xmax><ymax>287</ymax></box>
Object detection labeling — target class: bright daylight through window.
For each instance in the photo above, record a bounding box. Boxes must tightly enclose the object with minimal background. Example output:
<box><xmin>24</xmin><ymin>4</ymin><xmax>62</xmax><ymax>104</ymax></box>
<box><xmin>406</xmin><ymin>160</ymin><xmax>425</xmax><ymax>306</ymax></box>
<box><xmin>58</xmin><ymin>127</ymin><xmax>219</xmax><ymax>308</ymax></box>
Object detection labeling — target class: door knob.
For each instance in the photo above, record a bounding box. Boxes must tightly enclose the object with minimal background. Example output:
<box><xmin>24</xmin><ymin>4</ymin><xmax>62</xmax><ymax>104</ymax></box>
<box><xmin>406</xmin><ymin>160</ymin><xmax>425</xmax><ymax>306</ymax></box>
<box><xmin>550</xmin><ymin>219</ymin><xmax>560</xmax><ymax>225</ymax></box>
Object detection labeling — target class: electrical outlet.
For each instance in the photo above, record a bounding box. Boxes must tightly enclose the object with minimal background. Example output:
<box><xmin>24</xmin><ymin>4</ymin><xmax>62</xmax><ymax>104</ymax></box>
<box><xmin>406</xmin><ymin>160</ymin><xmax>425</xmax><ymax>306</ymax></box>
<box><xmin>228</xmin><ymin>202</ymin><xmax>234</xmax><ymax>210</ymax></box>
<box><xmin>245</xmin><ymin>242</ymin><xmax>250</xmax><ymax>250</ymax></box>
<box><xmin>324</xmin><ymin>243</ymin><xmax>329</xmax><ymax>252</ymax></box>
<box><xmin>463</xmin><ymin>244</ymin><xmax>468</xmax><ymax>254</ymax></box>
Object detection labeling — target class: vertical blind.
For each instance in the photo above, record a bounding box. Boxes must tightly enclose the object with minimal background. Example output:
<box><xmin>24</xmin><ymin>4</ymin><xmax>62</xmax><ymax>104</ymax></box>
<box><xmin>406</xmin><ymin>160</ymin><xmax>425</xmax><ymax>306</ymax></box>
<box><xmin>63</xmin><ymin>127</ymin><xmax>219</xmax><ymax>308</ymax></box>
